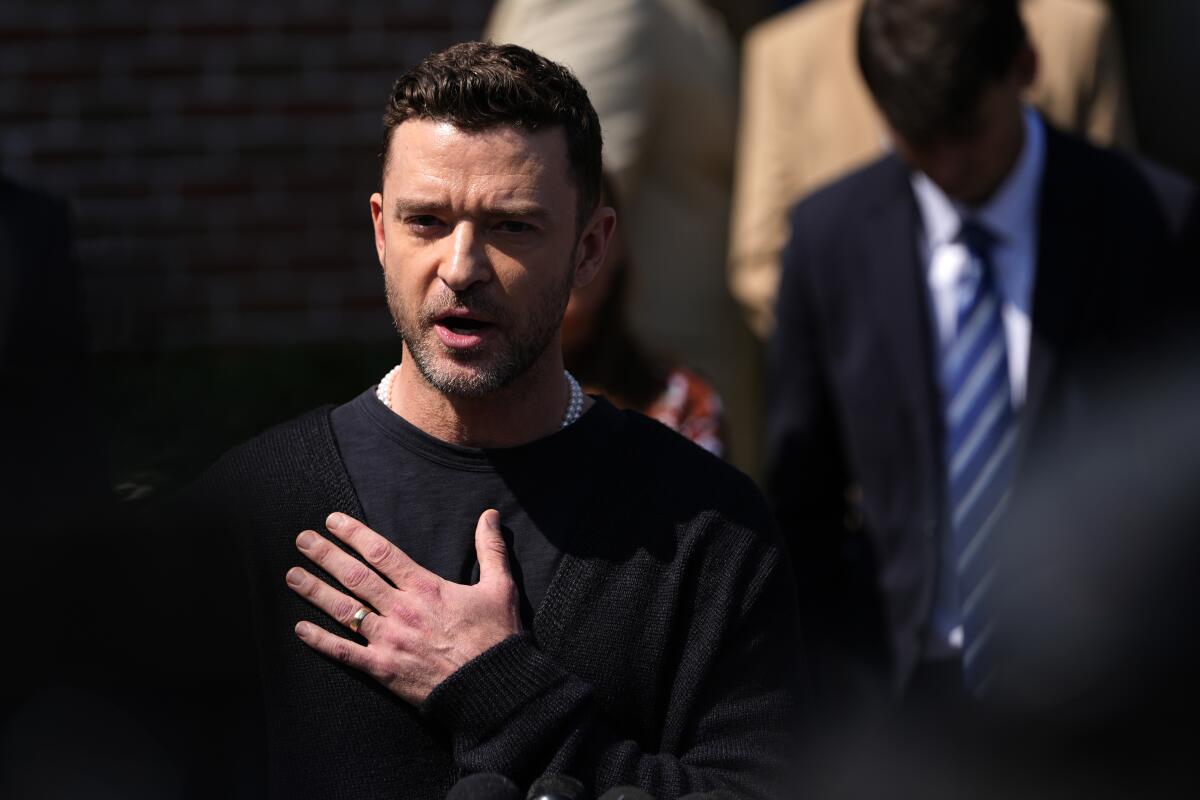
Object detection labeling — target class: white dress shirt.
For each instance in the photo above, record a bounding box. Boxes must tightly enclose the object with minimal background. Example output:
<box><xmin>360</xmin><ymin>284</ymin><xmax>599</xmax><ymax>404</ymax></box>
<box><xmin>913</xmin><ymin>107</ymin><xmax>1047</xmax><ymax>657</ymax></box>
<box><xmin>912</xmin><ymin>106</ymin><xmax>1046</xmax><ymax>406</ymax></box>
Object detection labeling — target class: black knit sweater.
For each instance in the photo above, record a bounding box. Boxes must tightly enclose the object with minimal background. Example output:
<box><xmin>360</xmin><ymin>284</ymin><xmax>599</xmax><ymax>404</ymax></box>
<box><xmin>200</xmin><ymin>403</ymin><xmax>800</xmax><ymax>799</ymax></box>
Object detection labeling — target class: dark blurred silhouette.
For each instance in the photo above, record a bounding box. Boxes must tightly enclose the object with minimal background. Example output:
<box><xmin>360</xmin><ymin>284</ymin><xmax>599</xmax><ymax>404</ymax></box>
<box><xmin>0</xmin><ymin>176</ymin><xmax>108</xmax><ymax>528</ymax></box>
<box><xmin>784</xmin><ymin>345</ymin><xmax>1200</xmax><ymax>799</ymax></box>
<box><xmin>0</xmin><ymin>177</ymin><xmax>266</xmax><ymax>799</ymax></box>
<box><xmin>765</xmin><ymin>0</ymin><xmax>1198</xmax><ymax>717</ymax></box>
<box><xmin>992</xmin><ymin>350</ymin><xmax>1200</xmax><ymax>712</ymax></box>
<box><xmin>0</xmin><ymin>175</ymin><xmax>112</xmax><ymax>694</ymax></box>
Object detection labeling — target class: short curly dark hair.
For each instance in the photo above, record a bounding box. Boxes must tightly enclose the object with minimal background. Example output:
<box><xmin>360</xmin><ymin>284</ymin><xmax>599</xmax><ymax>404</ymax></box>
<box><xmin>381</xmin><ymin>41</ymin><xmax>603</xmax><ymax>232</ymax></box>
<box><xmin>857</xmin><ymin>0</ymin><xmax>1028</xmax><ymax>145</ymax></box>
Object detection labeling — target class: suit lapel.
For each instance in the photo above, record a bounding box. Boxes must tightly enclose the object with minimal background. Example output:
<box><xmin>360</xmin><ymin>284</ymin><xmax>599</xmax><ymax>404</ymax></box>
<box><xmin>860</xmin><ymin>161</ymin><xmax>943</xmax><ymax>464</ymax></box>
<box><xmin>852</xmin><ymin>138</ymin><xmax>1079</xmax><ymax>485</ymax></box>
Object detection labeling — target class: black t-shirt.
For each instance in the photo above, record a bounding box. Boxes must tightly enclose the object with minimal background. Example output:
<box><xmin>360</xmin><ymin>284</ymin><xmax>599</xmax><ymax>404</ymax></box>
<box><xmin>330</xmin><ymin>387</ymin><xmax>612</xmax><ymax>626</ymax></box>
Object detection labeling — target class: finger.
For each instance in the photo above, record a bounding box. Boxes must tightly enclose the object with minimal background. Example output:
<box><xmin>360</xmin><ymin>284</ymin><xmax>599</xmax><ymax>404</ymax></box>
<box><xmin>473</xmin><ymin>509</ymin><xmax>512</xmax><ymax>585</ymax></box>
<box><xmin>295</xmin><ymin>529</ymin><xmax>394</xmax><ymax>609</ymax></box>
<box><xmin>285</xmin><ymin>566</ymin><xmax>383</xmax><ymax>640</ymax></box>
<box><xmin>325</xmin><ymin>512</ymin><xmax>429</xmax><ymax>588</ymax></box>
<box><xmin>294</xmin><ymin>619</ymin><xmax>376</xmax><ymax>674</ymax></box>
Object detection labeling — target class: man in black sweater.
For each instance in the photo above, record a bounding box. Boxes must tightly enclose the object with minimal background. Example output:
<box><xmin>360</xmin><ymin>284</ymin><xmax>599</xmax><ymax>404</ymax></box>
<box><xmin>195</xmin><ymin>43</ymin><xmax>800</xmax><ymax>799</ymax></box>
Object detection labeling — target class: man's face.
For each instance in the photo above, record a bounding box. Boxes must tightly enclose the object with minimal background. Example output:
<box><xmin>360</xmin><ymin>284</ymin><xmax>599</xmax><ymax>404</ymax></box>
<box><xmin>371</xmin><ymin>120</ymin><xmax>610</xmax><ymax>398</ymax></box>
<box><xmin>889</xmin><ymin>69</ymin><xmax>1030</xmax><ymax>207</ymax></box>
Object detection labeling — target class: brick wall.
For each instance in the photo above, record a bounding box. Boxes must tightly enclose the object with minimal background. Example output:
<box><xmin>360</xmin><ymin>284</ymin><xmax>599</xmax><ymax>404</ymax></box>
<box><xmin>1</xmin><ymin>0</ymin><xmax>494</xmax><ymax>354</ymax></box>
<box><xmin>0</xmin><ymin>0</ymin><xmax>496</xmax><ymax>489</ymax></box>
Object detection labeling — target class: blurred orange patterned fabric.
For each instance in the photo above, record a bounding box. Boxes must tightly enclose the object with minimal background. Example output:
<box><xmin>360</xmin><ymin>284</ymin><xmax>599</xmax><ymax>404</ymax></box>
<box><xmin>644</xmin><ymin>367</ymin><xmax>727</xmax><ymax>458</ymax></box>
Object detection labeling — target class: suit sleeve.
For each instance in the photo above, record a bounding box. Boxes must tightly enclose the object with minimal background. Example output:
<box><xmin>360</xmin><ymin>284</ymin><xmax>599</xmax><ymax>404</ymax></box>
<box><xmin>764</xmin><ymin>207</ymin><xmax>846</xmax><ymax>566</ymax></box>
<box><xmin>419</xmin><ymin>522</ymin><xmax>801</xmax><ymax>799</ymax></box>
<box><xmin>764</xmin><ymin>204</ymin><xmax>894</xmax><ymax>698</ymax></box>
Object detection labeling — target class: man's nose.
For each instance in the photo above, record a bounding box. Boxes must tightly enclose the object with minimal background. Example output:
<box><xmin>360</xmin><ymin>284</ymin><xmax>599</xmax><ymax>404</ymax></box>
<box><xmin>437</xmin><ymin>222</ymin><xmax>491</xmax><ymax>291</ymax></box>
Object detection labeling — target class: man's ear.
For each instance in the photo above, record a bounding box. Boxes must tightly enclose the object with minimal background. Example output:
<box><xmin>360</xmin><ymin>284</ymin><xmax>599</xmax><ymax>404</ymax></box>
<box><xmin>370</xmin><ymin>191</ymin><xmax>387</xmax><ymax>267</ymax></box>
<box><xmin>573</xmin><ymin>206</ymin><xmax>617</xmax><ymax>289</ymax></box>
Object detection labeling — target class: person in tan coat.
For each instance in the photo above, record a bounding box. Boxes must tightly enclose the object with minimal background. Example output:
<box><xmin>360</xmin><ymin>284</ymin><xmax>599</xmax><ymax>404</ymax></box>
<box><xmin>730</xmin><ymin>0</ymin><xmax>1136</xmax><ymax>337</ymax></box>
<box><xmin>486</xmin><ymin>0</ymin><xmax>765</xmax><ymax>475</ymax></box>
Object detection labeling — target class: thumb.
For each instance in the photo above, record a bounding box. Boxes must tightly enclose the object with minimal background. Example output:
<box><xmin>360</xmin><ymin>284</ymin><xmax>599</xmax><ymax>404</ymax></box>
<box><xmin>474</xmin><ymin>509</ymin><xmax>511</xmax><ymax>585</ymax></box>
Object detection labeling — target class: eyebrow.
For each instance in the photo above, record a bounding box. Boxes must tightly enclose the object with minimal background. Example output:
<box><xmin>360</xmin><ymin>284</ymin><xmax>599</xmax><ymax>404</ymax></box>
<box><xmin>391</xmin><ymin>198</ymin><xmax>553</xmax><ymax>223</ymax></box>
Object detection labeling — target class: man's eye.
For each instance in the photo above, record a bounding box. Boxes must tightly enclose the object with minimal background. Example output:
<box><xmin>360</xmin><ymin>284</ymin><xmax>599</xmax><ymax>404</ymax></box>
<box><xmin>407</xmin><ymin>215</ymin><xmax>442</xmax><ymax>229</ymax></box>
<box><xmin>496</xmin><ymin>220</ymin><xmax>534</xmax><ymax>234</ymax></box>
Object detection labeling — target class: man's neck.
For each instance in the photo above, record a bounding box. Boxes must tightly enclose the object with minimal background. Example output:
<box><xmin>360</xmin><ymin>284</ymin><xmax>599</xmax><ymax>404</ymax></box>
<box><xmin>386</xmin><ymin>347</ymin><xmax>590</xmax><ymax>448</ymax></box>
<box><xmin>964</xmin><ymin>109</ymin><xmax>1029</xmax><ymax>210</ymax></box>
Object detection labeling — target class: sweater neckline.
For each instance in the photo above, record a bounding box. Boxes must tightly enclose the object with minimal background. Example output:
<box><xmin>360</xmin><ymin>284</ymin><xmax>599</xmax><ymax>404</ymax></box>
<box><xmin>311</xmin><ymin>397</ymin><xmax>624</xmax><ymax>647</ymax></box>
<box><xmin>350</xmin><ymin>386</ymin><xmax>615</xmax><ymax>473</ymax></box>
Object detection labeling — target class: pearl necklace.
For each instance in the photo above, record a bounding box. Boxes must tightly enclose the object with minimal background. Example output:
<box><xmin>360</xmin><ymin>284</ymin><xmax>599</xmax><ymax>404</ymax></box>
<box><xmin>375</xmin><ymin>364</ymin><xmax>403</xmax><ymax>408</ymax></box>
<box><xmin>376</xmin><ymin>364</ymin><xmax>585</xmax><ymax>428</ymax></box>
<box><xmin>562</xmin><ymin>369</ymin><xmax>584</xmax><ymax>427</ymax></box>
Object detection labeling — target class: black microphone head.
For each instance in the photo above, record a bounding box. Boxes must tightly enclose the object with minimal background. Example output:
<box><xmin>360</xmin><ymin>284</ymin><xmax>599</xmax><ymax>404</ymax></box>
<box><xmin>446</xmin><ymin>772</ymin><xmax>522</xmax><ymax>800</ymax></box>
<box><xmin>677</xmin><ymin>791</ymin><xmax>739</xmax><ymax>800</ymax></box>
<box><xmin>596</xmin><ymin>787</ymin><xmax>655</xmax><ymax>800</ymax></box>
<box><xmin>526</xmin><ymin>773</ymin><xmax>587</xmax><ymax>800</ymax></box>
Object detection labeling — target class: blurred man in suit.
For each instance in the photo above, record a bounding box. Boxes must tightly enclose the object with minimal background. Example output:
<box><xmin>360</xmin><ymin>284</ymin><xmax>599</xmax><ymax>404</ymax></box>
<box><xmin>766</xmin><ymin>0</ymin><xmax>1196</xmax><ymax>710</ymax></box>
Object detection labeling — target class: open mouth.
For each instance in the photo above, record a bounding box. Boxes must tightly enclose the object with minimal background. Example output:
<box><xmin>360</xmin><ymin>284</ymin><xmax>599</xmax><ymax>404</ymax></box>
<box><xmin>432</xmin><ymin>310</ymin><xmax>497</xmax><ymax>347</ymax></box>
<box><xmin>438</xmin><ymin>317</ymin><xmax>491</xmax><ymax>335</ymax></box>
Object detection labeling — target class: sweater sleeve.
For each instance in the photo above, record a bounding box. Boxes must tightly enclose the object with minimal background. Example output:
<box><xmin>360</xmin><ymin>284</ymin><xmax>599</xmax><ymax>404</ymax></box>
<box><xmin>420</xmin><ymin>528</ymin><xmax>801</xmax><ymax>799</ymax></box>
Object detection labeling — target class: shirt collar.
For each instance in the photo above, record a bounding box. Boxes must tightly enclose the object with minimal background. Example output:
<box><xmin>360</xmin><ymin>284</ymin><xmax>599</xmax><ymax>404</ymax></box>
<box><xmin>911</xmin><ymin>106</ymin><xmax>1046</xmax><ymax>249</ymax></box>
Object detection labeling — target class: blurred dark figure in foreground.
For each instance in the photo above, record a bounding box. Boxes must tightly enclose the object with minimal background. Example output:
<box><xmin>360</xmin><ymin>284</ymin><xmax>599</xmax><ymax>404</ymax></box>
<box><xmin>562</xmin><ymin>175</ymin><xmax>727</xmax><ymax>457</ymax></box>
<box><xmin>789</xmin><ymin>348</ymin><xmax>1200</xmax><ymax>798</ymax></box>
<box><xmin>766</xmin><ymin>0</ymin><xmax>1198</xmax><ymax>716</ymax></box>
<box><xmin>985</xmin><ymin>345</ymin><xmax>1200</xmax><ymax>793</ymax></box>
<box><xmin>0</xmin><ymin>179</ymin><xmax>177</xmax><ymax>797</ymax></box>
<box><xmin>0</xmin><ymin>176</ymin><xmax>109</xmax><ymax>666</ymax></box>
<box><xmin>0</xmin><ymin>176</ymin><xmax>108</xmax><ymax>531</ymax></box>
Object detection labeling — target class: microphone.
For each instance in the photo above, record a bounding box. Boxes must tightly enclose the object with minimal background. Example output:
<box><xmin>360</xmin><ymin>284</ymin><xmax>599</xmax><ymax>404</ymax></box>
<box><xmin>678</xmin><ymin>792</ymin><xmax>739</xmax><ymax>799</ymax></box>
<box><xmin>526</xmin><ymin>774</ymin><xmax>586</xmax><ymax>800</ymax></box>
<box><xmin>596</xmin><ymin>787</ymin><xmax>655</xmax><ymax>800</ymax></box>
<box><xmin>446</xmin><ymin>772</ymin><xmax>522</xmax><ymax>800</ymax></box>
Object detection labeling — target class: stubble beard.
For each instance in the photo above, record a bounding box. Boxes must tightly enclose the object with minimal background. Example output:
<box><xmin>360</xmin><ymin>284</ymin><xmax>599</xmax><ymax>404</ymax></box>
<box><xmin>384</xmin><ymin>260</ymin><xmax>575</xmax><ymax>399</ymax></box>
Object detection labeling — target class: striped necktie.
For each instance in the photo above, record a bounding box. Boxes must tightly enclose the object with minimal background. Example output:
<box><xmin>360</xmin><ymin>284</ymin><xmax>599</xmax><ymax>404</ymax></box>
<box><xmin>940</xmin><ymin>219</ymin><xmax>1018</xmax><ymax>694</ymax></box>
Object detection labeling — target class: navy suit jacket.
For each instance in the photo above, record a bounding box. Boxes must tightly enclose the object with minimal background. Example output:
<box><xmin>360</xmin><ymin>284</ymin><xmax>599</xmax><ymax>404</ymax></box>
<box><xmin>765</xmin><ymin>124</ymin><xmax>1198</xmax><ymax>700</ymax></box>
